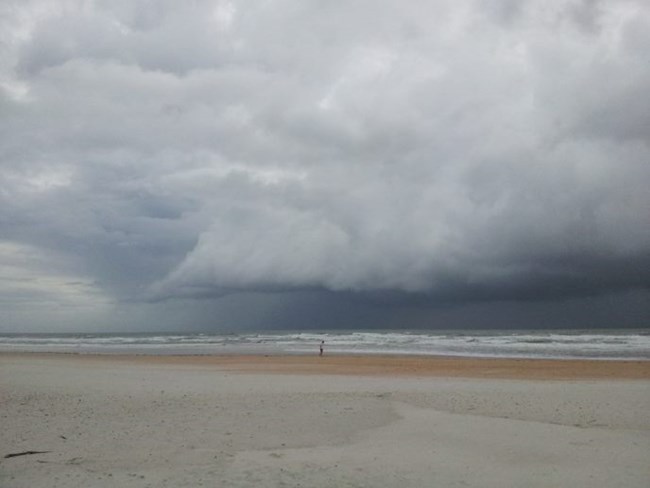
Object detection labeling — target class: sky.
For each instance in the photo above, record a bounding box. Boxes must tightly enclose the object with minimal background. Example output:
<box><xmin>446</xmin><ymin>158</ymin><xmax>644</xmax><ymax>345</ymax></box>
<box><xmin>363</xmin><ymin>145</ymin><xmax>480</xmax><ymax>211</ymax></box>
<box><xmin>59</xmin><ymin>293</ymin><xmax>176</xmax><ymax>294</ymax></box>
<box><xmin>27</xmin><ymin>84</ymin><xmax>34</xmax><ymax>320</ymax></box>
<box><xmin>1</xmin><ymin>0</ymin><xmax>649</xmax><ymax>333</ymax></box>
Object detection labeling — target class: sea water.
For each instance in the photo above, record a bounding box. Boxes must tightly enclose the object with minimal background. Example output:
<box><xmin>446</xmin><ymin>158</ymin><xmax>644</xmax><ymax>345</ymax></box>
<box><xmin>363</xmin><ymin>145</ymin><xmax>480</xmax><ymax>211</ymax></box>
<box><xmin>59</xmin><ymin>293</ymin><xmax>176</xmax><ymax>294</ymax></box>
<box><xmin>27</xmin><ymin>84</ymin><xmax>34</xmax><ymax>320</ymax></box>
<box><xmin>0</xmin><ymin>329</ymin><xmax>649</xmax><ymax>360</ymax></box>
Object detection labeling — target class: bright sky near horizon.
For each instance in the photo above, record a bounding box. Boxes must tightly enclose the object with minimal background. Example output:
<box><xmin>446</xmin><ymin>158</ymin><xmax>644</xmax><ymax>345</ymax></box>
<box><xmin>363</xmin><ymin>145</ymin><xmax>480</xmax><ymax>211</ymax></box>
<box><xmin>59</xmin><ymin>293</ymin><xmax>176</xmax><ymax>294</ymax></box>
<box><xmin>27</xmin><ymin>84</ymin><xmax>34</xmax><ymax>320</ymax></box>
<box><xmin>1</xmin><ymin>0</ymin><xmax>649</xmax><ymax>332</ymax></box>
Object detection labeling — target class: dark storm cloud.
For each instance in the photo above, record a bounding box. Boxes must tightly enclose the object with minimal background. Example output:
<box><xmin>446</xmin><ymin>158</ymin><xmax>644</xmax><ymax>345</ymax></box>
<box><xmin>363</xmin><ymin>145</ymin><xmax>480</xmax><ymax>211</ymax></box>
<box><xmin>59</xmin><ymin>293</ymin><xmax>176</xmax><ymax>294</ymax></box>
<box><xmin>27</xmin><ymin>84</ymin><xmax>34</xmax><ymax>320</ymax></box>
<box><xmin>1</xmin><ymin>0</ymin><xmax>649</xmax><ymax>330</ymax></box>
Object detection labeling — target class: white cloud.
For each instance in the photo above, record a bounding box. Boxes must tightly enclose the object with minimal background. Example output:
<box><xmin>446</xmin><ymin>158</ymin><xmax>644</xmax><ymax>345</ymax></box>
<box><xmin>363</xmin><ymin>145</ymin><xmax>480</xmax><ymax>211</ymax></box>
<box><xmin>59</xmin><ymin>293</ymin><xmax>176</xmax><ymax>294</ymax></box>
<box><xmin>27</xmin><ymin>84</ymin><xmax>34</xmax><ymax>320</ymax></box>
<box><xmin>1</xmin><ymin>0</ymin><xmax>649</xmax><ymax>329</ymax></box>
<box><xmin>0</xmin><ymin>241</ymin><xmax>110</xmax><ymax>309</ymax></box>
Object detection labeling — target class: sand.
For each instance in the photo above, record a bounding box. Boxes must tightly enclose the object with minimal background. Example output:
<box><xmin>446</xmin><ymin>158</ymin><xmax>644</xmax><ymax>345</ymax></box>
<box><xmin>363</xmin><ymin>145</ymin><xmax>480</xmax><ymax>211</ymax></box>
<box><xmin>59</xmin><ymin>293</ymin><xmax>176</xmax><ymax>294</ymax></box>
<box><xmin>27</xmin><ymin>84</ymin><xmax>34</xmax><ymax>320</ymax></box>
<box><xmin>1</xmin><ymin>353</ymin><xmax>649</xmax><ymax>487</ymax></box>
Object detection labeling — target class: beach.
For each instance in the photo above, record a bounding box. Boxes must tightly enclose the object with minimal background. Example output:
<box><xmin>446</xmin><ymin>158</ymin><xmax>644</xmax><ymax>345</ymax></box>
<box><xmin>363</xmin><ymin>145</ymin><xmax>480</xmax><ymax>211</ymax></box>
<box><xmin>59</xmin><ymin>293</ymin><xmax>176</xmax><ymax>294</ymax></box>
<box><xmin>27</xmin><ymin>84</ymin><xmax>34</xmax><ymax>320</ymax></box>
<box><xmin>2</xmin><ymin>353</ymin><xmax>649</xmax><ymax>487</ymax></box>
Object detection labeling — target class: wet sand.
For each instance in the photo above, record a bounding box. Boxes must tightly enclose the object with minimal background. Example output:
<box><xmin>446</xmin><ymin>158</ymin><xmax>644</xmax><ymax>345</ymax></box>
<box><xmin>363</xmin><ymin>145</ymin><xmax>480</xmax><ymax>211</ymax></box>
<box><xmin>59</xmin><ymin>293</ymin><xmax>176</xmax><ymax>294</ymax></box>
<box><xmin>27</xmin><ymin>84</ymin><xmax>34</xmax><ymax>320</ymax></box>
<box><xmin>2</xmin><ymin>353</ymin><xmax>649</xmax><ymax>487</ymax></box>
<box><xmin>4</xmin><ymin>352</ymin><xmax>650</xmax><ymax>379</ymax></box>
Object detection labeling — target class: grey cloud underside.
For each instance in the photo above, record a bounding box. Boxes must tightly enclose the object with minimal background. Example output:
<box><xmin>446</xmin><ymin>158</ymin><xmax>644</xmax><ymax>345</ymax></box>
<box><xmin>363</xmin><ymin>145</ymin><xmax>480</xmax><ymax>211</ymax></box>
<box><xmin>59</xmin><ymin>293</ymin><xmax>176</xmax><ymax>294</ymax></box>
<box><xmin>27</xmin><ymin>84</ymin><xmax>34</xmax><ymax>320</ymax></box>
<box><xmin>1</xmin><ymin>0</ymin><xmax>649</xmax><ymax>330</ymax></box>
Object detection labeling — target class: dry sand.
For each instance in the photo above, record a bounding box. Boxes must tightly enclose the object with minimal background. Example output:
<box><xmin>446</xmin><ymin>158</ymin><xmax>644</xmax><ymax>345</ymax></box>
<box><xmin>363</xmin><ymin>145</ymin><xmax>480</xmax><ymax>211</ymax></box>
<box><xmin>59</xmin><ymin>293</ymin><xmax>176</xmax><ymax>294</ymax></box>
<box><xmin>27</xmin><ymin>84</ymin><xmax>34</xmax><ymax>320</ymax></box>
<box><xmin>1</xmin><ymin>353</ymin><xmax>649</xmax><ymax>487</ymax></box>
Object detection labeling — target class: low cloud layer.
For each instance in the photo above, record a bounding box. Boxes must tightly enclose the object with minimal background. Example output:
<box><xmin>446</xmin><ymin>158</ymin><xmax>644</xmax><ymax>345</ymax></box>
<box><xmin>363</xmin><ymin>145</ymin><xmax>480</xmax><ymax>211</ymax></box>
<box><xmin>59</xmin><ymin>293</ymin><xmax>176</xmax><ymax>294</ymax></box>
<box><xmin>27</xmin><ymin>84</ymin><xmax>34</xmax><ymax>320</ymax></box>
<box><xmin>1</xmin><ymin>0</ymin><xmax>649</xmax><ymax>331</ymax></box>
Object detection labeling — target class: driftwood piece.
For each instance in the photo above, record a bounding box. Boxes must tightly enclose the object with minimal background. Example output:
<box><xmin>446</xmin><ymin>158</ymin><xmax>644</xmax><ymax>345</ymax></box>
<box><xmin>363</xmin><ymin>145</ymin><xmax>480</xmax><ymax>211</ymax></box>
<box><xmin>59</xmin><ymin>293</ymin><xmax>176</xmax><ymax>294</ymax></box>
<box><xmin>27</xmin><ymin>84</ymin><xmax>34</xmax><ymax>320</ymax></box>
<box><xmin>4</xmin><ymin>450</ymin><xmax>51</xmax><ymax>459</ymax></box>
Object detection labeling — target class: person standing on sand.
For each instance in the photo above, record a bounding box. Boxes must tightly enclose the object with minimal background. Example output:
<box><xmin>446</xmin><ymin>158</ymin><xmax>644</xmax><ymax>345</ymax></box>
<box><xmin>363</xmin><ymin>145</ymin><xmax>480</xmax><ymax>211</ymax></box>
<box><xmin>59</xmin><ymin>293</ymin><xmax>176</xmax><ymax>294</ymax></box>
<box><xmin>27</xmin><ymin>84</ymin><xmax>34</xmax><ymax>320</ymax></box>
<box><xmin>319</xmin><ymin>340</ymin><xmax>324</xmax><ymax>356</ymax></box>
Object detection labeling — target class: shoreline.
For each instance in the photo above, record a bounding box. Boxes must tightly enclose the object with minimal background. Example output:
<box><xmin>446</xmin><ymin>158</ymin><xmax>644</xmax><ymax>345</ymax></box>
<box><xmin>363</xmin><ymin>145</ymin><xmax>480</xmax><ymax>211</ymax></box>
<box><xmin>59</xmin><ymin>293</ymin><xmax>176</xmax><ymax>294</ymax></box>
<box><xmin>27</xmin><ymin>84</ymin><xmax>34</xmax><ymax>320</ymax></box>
<box><xmin>3</xmin><ymin>351</ymin><xmax>650</xmax><ymax>380</ymax></box>
<box><xmin>3</xmin><ymin>351</ymin><xmax>649</xmax><ymax>487</ymax></box>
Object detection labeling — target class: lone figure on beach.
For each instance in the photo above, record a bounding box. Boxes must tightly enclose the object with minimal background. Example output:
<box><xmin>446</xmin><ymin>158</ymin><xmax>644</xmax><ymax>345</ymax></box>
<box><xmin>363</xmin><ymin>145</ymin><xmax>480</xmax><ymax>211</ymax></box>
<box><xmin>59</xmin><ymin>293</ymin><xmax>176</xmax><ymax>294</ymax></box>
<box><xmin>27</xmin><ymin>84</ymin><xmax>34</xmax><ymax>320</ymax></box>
<box><xmin>319</xmin><ymin>340</ymin><xmax>324</xmax><ymax>357</ymax></box>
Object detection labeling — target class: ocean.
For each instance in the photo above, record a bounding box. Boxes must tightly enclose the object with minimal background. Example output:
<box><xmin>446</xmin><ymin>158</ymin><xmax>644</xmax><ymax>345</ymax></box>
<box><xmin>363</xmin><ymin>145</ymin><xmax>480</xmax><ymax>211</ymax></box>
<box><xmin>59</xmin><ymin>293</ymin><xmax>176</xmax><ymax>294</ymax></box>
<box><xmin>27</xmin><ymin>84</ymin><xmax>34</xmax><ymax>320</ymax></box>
<box><xmin>1</xmin><ymin>329</ymin><xmax>649</xmax><ymax>360</ymax></box>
